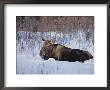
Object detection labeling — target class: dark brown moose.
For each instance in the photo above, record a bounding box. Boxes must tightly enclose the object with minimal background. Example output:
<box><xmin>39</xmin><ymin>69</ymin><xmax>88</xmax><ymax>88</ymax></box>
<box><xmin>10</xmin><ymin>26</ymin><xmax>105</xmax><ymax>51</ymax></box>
<box><xmin>40</xmin><ymin>38</ymin><xmax>93</xmax><ymax>63</ymax></box>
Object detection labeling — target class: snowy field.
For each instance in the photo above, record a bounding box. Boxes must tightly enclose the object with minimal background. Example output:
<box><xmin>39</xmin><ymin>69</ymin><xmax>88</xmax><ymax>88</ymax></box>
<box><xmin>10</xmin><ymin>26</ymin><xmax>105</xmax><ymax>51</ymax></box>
<box><xmin>16</xmin><ymin>31</ymin><xmax>94</xmax><ymax>74</ymax></box>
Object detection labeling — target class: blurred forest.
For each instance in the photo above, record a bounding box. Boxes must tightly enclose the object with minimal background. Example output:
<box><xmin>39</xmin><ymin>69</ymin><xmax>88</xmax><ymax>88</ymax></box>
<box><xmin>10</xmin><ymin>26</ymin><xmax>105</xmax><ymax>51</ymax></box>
<box><xmin>16</xmin><ymin>16</ymin><xmax>94</xmax><ymax>32</ymax></box>
<box><xmin>16</xmin><ymin>16</ymin><xmax>94</xmax><ymax>54</ymax></box>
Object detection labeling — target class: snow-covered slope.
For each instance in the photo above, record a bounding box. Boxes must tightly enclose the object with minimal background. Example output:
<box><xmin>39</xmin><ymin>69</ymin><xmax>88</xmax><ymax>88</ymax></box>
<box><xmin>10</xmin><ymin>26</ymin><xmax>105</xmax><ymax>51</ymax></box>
<box><xmin>16</xmin><ymin>31</ymin><xmax>94</xmax><ymax>74</ymax></box>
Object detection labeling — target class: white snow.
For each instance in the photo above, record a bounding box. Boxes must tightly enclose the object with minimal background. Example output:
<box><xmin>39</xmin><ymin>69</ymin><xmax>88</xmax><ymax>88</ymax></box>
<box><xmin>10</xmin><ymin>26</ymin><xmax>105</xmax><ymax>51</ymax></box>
<box><xmin>17</xmin><ymin>53</ymin><xmax>94</xmax><ymax>74</ymax></box>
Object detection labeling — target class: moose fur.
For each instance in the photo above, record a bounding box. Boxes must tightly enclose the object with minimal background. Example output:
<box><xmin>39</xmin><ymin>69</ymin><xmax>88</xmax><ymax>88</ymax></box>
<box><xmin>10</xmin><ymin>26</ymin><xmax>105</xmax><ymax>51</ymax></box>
<box><xmin>40</xmin><ymin>39</ymin><xmax>93</xmax><ymax>63</ymax></box>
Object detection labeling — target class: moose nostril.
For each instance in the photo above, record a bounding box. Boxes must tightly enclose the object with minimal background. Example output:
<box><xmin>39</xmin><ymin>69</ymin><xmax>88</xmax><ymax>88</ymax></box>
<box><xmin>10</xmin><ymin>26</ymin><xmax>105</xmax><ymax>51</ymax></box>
<box><xmin>91</xmin><ymin>55</ymin><xmax>93</xmax><ymax>58</ymax></box>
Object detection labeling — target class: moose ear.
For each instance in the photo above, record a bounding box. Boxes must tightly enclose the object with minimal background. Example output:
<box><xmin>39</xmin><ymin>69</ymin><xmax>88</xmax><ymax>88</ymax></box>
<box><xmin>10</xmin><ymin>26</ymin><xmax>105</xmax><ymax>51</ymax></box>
<box><xmin>42</xmin><ymin>38</ymin><xmax>45</xmax><ymax>41</ymax></box>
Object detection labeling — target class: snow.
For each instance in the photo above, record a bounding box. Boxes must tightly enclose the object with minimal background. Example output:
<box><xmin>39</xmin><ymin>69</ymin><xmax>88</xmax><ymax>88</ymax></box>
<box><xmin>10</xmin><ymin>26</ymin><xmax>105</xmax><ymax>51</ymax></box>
<box><xmin>16</xmin><ymin>31</ymin><xmax>94</xmax><ymax>74</ymax></box>
<box><xmin>17</xmin><ymin>53</ymin><xmax>94</xmax><ymax>74</ymax></box>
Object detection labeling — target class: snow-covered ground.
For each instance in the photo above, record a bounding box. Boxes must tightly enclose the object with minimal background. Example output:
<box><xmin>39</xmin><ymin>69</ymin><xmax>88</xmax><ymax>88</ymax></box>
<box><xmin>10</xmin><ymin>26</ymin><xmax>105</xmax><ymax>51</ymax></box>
<box><xmin>16</xmin><ymin>31</ymin><xmax>94</xmax><ymax>74</ymax></box>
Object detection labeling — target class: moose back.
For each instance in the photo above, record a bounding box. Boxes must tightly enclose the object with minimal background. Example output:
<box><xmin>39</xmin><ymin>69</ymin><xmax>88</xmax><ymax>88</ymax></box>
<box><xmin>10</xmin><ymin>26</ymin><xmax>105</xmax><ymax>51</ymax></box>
<box><xmin>40</xmin><ymin>39</ymin><xmax>93</xmax><ymax>63</ymax></box>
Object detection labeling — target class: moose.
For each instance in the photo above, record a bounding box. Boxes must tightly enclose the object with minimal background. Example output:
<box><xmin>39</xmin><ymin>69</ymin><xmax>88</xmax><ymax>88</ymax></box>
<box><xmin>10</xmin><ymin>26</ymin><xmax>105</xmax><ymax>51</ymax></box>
<box><xmin>40</xmin><ymin>38</ymin><xmax>93</xmax><ymax>63</ymax></box>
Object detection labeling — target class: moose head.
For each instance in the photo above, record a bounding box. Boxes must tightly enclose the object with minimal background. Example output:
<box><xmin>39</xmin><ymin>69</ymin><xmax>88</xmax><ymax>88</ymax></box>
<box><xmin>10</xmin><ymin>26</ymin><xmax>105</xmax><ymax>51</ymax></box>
<box><xmin>40</xmin><ymin>38</ymin><xmax>56</xmax><ymax>60</ymax></box>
